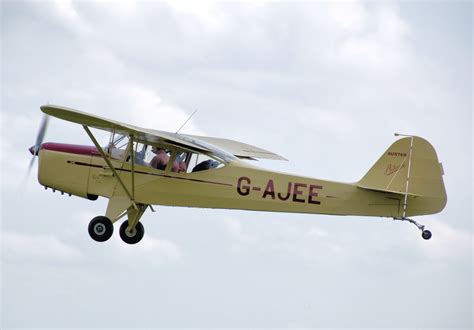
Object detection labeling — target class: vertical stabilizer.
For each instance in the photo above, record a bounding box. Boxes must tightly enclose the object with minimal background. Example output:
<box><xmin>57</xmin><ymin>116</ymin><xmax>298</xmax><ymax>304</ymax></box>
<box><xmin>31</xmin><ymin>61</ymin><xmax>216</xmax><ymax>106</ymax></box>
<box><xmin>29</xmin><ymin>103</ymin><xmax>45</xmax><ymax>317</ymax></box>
<box><xmin>357</xmin><ymin>136</ymin><xmax>447</xmax><ymax>216</ymax></box>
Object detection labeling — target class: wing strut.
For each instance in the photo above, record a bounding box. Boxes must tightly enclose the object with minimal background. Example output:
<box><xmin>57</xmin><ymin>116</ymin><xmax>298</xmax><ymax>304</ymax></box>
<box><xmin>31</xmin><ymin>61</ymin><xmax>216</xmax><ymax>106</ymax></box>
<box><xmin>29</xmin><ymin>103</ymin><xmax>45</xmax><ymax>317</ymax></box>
<box><xmin>83</xmin><ymin>125</ymin><xmax>138</xmax><ymax>210</ymax></box>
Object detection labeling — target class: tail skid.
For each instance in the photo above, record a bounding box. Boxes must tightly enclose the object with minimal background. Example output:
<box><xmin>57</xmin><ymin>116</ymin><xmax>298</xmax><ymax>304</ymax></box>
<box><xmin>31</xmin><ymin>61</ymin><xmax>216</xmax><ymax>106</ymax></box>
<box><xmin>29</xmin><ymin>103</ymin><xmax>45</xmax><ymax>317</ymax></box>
<box><xmin>393</xmin><ymin>216</ymin><xmax>433</xmax><ymax>240</ymax></box>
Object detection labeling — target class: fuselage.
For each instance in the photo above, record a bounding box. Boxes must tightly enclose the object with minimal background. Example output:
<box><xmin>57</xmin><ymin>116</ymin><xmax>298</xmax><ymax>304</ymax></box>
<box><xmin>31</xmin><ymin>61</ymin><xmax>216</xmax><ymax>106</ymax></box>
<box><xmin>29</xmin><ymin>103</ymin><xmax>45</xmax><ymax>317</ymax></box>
<box><xmin>37</xmin><ymin>142</ymin><xmax>420</xmax><ymax>218</ymax></box>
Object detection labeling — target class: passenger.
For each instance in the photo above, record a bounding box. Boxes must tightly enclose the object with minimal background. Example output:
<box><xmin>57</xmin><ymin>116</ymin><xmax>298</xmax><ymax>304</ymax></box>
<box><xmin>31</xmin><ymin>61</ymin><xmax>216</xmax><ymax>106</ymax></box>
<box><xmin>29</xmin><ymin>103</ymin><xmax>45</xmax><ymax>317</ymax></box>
<box><xmin>178</xmin><ymin>161</ymin><xmax>187</xmax><ymax>173</ymax></box>
<box><xmin>171</xmin><ymin>161</ymin><xmax>180</xmax><ymax>172</ymax></box>
<box><xmin>173</xmin><ymin>152</ymin><xmax>187</xmax><ymax>173</ymax></box>
<box><xmin>170</xmin><ymin>160</ymin><xmax>187</xmax><ymax>173</ymax></box>
<box><xmin>150</xmin><ymin>147</ymin><xmax>169</xmax><ymax>170</ymax></box>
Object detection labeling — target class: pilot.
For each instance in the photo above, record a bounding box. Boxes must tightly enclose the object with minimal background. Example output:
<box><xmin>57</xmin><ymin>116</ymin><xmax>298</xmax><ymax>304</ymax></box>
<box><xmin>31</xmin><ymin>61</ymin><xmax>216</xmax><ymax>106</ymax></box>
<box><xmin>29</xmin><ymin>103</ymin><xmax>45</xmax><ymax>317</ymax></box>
<box><xmin>150</xmin><ymin>147</ymin><xmax>169</xmax><ymax>170</ymax></box>
<box><xmin>151</xmin><ymin>148</ymin><xmax>189</xmax><ymax>172</ymax></box>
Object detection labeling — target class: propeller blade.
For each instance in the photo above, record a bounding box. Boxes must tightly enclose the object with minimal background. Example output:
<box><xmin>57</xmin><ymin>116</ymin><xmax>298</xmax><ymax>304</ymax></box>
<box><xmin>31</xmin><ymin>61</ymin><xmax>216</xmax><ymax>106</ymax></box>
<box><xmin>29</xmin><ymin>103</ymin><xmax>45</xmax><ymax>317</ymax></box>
<box><xmin>19</xmin><ymin>114</ymin><xmax>50</xmax><ymax>190</ymax></box>
<box><xmin>35</xmin><ymin>115</ymin><xmax>49</xmax><ymax>148</ymax></box>
<box><xmin>27</xmin><ymin>154</ymin><xmax>36</xmax><ymax>174</ymax></box>
<box><xmin>26</xmin><ymin>114</ymin><xmax>50</xmax><ymax>178</ymax></box>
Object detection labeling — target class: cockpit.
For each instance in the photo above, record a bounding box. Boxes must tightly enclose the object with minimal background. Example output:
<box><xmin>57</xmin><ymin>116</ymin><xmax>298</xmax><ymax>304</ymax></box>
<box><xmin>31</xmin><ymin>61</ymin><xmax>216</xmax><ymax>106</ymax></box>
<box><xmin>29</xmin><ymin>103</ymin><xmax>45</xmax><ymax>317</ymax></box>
<box><xmin>104</xmin><ymin>133</ymin><xmax>231</xmax><ymax>174</ymax></box>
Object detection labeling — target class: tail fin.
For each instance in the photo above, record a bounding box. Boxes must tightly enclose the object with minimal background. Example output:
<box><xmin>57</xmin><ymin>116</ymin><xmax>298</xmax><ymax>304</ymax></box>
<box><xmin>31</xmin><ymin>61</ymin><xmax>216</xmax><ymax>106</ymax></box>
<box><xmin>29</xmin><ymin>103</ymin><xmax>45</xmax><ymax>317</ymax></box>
<box><xmin>358</xmin><ymin>136</ymin><xmax>447</xmax><ymax>216</ymax></box>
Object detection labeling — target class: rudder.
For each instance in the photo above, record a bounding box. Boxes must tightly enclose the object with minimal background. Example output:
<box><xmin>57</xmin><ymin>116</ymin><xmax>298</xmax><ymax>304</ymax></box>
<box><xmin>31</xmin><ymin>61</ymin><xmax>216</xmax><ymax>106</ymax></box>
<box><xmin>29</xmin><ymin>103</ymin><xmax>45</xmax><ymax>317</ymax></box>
<box><xmin>358</xmin><ymin>136</ymin><xmax>447</xmax><ymax>216</ymax></box>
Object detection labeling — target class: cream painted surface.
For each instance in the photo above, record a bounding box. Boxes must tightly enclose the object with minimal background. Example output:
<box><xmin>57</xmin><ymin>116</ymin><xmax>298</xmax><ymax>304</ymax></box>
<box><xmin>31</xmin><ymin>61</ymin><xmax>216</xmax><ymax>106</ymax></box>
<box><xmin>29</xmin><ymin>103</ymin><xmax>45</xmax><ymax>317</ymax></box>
<box><xmin>38</xmin><ymin>144</ymin><xmax>445</xmax><ymax>219</ymax></box>
<box><xmin>37</xmin><ymin>105</ymin><xmax>447</xmax><ymax>220</ymax></box>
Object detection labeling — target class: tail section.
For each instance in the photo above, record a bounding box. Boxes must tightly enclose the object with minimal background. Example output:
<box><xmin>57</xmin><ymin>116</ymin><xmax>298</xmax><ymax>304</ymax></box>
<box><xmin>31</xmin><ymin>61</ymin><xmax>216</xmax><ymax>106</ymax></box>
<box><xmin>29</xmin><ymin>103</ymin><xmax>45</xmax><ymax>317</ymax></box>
<box><xmin>358</xmin><ymin>136</ymin><xmax>447</xmax><ymax>217</ymax></box>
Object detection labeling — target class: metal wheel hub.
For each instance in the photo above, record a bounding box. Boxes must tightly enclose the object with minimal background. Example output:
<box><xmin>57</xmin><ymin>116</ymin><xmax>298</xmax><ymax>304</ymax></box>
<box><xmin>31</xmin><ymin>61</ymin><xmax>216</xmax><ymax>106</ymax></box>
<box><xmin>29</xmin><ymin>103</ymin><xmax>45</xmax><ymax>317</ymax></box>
<box><xmin>93</xmin><ymin>223</ymin><xmax>106</xmax><ymax>235</ymax></box>
<box><xmin>125</xmin><ymin>227</ymin><xmax>137</xmax><ymax>237</ymax></box>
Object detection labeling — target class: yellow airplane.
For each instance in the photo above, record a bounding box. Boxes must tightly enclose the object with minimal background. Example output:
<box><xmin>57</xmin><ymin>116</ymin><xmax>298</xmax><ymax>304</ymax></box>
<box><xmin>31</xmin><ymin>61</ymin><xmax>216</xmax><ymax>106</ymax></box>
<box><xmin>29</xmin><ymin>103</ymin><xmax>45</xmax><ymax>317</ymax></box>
<box><xmin>29</xmin><ymin>105</ymin><xmax>447</xmax><ymax>244</ymax></box>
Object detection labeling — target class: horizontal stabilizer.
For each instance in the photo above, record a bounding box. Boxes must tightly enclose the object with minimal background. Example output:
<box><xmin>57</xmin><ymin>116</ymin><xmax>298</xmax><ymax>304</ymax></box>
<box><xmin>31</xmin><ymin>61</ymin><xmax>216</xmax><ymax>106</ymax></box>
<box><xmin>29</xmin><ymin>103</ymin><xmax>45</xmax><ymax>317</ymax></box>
<box><xmin>357</xmin><ymin>184</ymin><xmax>422</xmax><ymax>197</ymax></box>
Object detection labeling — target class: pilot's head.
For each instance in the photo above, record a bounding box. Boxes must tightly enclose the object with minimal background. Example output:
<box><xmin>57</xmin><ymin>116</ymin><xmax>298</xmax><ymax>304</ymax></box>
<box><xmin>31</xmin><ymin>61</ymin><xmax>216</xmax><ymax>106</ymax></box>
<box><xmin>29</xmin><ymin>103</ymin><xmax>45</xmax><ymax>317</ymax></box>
<box><xmin>151</xmin><ymin>147</ymin><xmax>166</xmax><ymax>154</ymax></box>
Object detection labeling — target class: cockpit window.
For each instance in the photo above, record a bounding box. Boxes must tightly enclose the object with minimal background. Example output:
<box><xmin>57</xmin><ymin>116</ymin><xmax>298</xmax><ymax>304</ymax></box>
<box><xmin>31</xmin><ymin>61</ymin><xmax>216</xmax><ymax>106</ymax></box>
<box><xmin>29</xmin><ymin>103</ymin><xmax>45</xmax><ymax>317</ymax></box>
<box><xmin>147</xmin><ymin>148</ymin><xmax>223</xmax><ymax>173</ymax></box>
<box><xmin>104</xmin><ymin>132</ymin><xmax>226</xmax><ymax>173</ymax></box>
<box><xmin>186</xmin><ymin>153</ymin><xmax>223</xmax><ymax>173</ymax></box>
<box><xmin>105</xmin><ymin>133</ymin><xmax>129</xmax><ymax>161</ymax></box>
<box><xmin>112</xmin><ymin>134</ymin><xmax>128</xmax><ymax>149</ymax></box>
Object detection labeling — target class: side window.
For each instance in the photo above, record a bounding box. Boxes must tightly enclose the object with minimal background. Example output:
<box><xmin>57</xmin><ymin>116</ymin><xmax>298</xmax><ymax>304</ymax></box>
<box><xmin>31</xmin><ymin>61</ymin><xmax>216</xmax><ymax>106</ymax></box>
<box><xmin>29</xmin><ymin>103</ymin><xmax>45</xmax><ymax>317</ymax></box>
<box><xmin>145</xmin><ymin>149</ymin><xmax>223</xmax><ymax>174</ymax></box>
<box><xmin>186</xmin><ymin>153</ymin><xmax>223</xmax><ymax>173</ymax></box>
<box><xmin>173</xmin><ymin>151</ymin><xmax>190</xmax><ymax>173</ymax></box>
<box><xmin>107</xmin><ymin>134</ymin><xmax>129</xmax><ymax>161</ymax></box>
<box><xmin>112</xmin><ymin>141</ymin><xmax>154</xmax><ymax>167</ymax></box>
<box><xmin>138</xmin><ymin>145</ymin><xmax>190</xmax><ymax>173</ymax></box>
<box><xmin>140</xmin><ymin>144</ymin><xmax>158</xmax><ymax>165</ymax></box>
<box><xmin>134</xmin><ymin>143</ymin><xmax>148</xmax><ymax>165</ymax></box>
<box><xmin>143</xmin><ymin>145</ymin><xmax>170</xmax><ymax>171</ymax></box>
<box><xmin>105</xmin><ymin>135</ymin><xmax>225</xmax><ymax>174</ymax></box>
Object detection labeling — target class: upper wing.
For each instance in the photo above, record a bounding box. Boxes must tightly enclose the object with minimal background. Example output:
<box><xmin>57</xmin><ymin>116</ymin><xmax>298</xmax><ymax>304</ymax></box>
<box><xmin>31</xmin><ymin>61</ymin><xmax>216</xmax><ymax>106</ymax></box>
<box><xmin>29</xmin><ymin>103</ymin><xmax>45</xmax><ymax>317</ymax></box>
<box><xmin>184</xmin><ymin>135</ymin><xmax>288</xmax><ymax>161</ymax></box>
<box><xmin>41</xmin><ymin>105</ymin><xmax>287</xmax><ymax>161</ymax></box>
<box><xmin>41</xmin><ymin>104</ymin><xmax>210</xmax><ymax>153</ymax></box>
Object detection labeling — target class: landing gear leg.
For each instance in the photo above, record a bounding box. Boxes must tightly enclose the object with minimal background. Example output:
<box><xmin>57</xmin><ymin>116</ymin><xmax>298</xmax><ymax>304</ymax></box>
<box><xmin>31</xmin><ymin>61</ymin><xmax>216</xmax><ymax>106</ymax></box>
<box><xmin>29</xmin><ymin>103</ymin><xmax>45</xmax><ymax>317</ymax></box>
<box><xmin>393</xmin><ymin>217</ymin><xmax>432</xmax><ymax>240</ymax></box>
<box><xmin>119</xmin><ymin>204</ymin><xmax>148</xmax><ymax>244</ymax></box>
<box><xmin>120</xmin><ymin>221</ymin><xmax>144</xmax><ymax>244</ymax></box>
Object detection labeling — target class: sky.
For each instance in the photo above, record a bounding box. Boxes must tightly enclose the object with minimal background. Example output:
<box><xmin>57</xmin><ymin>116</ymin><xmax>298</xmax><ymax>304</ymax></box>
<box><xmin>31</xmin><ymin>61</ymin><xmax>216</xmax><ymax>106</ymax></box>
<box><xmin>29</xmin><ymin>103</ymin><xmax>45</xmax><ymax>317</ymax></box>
<box><xmin>1</xmin><ymin>0</ymin><xmax>472</xmax><ymax>328</ymax></box>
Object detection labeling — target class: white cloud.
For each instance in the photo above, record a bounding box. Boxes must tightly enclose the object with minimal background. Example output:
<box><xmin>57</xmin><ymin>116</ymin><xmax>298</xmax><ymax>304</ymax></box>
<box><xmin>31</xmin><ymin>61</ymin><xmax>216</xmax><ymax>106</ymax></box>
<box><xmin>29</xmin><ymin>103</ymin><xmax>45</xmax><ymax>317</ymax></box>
<box><xmin>219</xmin><ymin>213</ymin><xmax>472</xmax><ymax>269</ymax></box>
<box><xmin>329</xmin><ymin>1</ymin><xmax>368</xmax><ymax>33</ymax></box>
<box><xmin>167</xmin><ymin>0</ymin><xmax>225</xmax><ymax>30</ymax></box>
<box><xmin>336</xmin><ymin>5</ymin><xmax>411</xmax><ymax>72</ymax></box>
<box><xmin>307</xmin><ymin>226</ymin><xmax>329</xmax><ymax>238</ymax></box>
<box><xmin>416</xmin><ymin>219</ymin><xmax>473</xmax><ymax>263</ymax></box>
<box><xmin>221</xmin><ymin>216</ymin><xmax>257</xmax><ymax>254</ymax></box>
<box><xmin>111</xmin><ymin>234</ymin><xmax>182</xmax><ymax>266</ymax></box>
<box><xmin>2</xmin><ymin>231</ymin><xmax>83</xmax><ymax>262</ymax></box>
<box><xmin>220</xmin><ymin>214</ymin><xmax>357</xmax><ymax>264</ymax></box>
<box><xmin>52</xmin><ymin>0</ymin><xmax>93</xmax><ymax>37</ymax></box>
<box><xmin>297</xmin><ymin>107</ymin><xmax>357</xmax><ymax>141</ymax></box>
<box><xmin>117</xmin><ymin>84</ymin><xmax>205</xmax><ymax>135</ymax></box>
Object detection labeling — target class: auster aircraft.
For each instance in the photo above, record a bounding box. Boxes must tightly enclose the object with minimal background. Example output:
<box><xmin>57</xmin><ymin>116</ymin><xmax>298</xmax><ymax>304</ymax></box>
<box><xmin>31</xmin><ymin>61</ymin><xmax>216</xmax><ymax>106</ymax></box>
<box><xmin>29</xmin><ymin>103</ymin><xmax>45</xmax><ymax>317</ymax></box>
<box><xmin>29</xmin><ymin>105</ymin><xmax>447</xmax><ymax>244</ymax></box>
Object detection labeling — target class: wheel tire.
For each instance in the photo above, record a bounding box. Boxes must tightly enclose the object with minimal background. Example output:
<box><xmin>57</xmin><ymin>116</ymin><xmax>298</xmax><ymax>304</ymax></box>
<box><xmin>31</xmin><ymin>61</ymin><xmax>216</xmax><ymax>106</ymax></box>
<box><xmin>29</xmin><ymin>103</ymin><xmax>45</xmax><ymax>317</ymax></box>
<box><xmin>119</xmin><ymin>220</ymin><xmax>145</xmax><ymax>244</ymax></box>
<box><xmin>422</xmin><ymin>230</ymin><xmax>432</xmax><ymax>240</ymax></box>
<box><xmin>88</xmin><ymin>216</ymin><xmax>114</xmax><ymax>242</ymax></box>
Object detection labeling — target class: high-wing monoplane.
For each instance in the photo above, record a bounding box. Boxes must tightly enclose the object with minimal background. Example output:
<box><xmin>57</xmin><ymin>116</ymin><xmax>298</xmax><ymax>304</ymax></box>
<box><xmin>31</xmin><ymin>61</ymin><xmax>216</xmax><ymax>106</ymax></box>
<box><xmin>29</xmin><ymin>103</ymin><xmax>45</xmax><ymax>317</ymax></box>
<box><xmin>29</xmin><ymin>105</ymin><xmax>447</xmax><ymax>244</ymax></box>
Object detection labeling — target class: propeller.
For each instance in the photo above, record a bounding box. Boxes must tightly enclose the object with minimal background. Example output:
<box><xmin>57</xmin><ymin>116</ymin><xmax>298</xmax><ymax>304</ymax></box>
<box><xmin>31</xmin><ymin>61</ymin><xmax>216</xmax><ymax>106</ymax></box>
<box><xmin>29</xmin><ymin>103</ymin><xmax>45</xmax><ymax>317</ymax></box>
<box><xmin>27</xmin><ymin>114</ymin><xmax>49</xmax><ymax>175</ymax></box>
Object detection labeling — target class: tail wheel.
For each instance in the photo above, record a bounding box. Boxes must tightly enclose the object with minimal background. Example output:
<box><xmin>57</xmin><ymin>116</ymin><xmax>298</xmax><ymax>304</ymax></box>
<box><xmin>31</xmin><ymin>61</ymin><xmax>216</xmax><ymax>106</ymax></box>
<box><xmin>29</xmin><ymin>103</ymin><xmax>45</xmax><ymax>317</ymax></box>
<box><xmin>88</xmin><ymin>216</ymin><xmax>114</xmax><ymax>242</ymax></box>
<box><xmin>422</xmin><ymin>230</ymin><xmax>432</xmax><ymax>240</ymax></box>
<box><xmin>119</xmin><ymin>220</ymin><xmax>145</xmax><ymax>244</ymax></box>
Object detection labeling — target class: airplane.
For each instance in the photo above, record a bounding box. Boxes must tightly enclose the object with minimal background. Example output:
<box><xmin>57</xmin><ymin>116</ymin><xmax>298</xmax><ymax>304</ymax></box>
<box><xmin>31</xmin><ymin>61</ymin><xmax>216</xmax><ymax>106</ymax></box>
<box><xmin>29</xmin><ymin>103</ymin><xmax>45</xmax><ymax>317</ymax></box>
<box><xmin>29</xmin><ymin>105</ymin><xmax>447</xmax><ymax>244</ymax></box>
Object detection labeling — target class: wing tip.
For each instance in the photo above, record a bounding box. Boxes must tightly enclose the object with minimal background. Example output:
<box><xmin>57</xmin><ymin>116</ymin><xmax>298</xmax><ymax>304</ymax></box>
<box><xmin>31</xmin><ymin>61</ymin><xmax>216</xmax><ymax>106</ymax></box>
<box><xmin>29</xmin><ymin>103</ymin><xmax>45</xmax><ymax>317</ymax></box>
<box><xmin>40</xmin><ymin>104</ymin><xmax>74</xmax><ymax>116</ymax></box>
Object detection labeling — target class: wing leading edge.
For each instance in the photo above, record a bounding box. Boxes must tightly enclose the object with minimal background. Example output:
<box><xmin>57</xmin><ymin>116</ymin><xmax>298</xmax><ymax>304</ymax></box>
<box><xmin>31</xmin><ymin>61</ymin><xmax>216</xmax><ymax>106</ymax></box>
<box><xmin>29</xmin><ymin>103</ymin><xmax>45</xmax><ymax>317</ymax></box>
<box><xmin>40</xmin><ymin>105</ymin><xmax>287</xmax><ymax>161</ymax></box>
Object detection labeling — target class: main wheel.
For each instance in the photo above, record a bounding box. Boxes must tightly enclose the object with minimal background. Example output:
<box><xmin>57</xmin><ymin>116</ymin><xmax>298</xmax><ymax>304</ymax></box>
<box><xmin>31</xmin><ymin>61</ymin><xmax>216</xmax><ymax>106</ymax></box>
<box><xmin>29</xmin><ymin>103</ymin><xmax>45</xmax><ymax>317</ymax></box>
<box><xmin>88</xmin><ymin>216</ymin><xmax>114</xmax><ymax>242</ymax></box>
<box><xmin>422</xmin><ymin>230</ymin><xmax>432</xmax><ymax>240</ymax></box>
<box><xmin>119</xmin><ymin>220</ymin><xmax>145</xmax><ymax>244</ymax></box>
